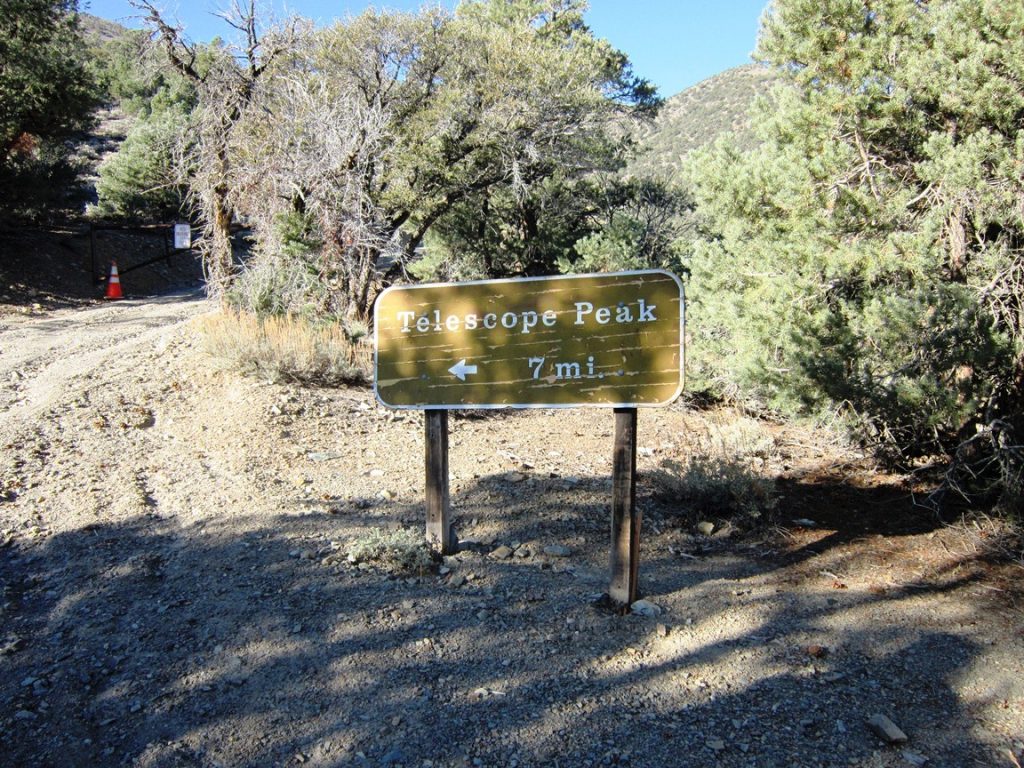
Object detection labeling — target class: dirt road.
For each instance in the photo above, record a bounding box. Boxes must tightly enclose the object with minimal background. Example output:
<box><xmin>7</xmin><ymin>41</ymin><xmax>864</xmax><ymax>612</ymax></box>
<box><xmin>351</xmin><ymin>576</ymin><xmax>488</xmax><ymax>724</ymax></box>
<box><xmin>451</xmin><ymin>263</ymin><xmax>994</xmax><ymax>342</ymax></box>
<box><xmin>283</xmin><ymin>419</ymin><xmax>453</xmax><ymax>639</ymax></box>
<box><xmin>0</xmin><ymin>290</ymin><xmax>206</xmax><ymax>423</ymax></box>
<box><xmin>1</xmin><ymin>293</ymin><xmax>1022</xmax><ymax>768</ymax></box>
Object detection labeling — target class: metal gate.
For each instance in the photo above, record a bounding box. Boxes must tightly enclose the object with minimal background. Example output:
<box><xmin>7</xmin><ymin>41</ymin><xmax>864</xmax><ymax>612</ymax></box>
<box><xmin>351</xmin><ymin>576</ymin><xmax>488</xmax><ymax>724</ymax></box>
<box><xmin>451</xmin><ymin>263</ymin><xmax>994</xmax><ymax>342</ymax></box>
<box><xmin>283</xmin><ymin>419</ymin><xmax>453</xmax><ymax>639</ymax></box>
<box><xmin>88</xmin><ymin>222</ymin><xmax>194</xmax><ymax>286</ymax></box>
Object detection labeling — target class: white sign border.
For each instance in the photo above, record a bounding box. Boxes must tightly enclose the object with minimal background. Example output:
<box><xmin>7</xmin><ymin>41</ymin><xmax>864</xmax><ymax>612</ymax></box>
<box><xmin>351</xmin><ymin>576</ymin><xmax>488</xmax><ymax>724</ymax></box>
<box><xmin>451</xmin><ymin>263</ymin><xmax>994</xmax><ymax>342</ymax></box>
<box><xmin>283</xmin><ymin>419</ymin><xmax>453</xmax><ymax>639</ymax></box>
<box><xmin>373</xmin><ymin>269</ymin><xmax>685</xmax><ymax>411</ymax></box>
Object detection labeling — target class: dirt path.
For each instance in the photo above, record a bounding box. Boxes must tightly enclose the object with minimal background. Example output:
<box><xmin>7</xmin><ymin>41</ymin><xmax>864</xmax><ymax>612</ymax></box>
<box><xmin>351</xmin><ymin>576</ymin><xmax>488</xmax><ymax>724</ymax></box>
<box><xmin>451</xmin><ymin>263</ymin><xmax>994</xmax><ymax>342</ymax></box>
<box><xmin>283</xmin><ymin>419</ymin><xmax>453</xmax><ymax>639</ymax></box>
<box><xmin>1</xmin><ymin>294</ymin><xmax>1022</xmax><ymax>768</ymax></box>
<box><xmin>0</xmin><ymin>290</ymin><xmax>205</xmax><ymax>422</ymax></box>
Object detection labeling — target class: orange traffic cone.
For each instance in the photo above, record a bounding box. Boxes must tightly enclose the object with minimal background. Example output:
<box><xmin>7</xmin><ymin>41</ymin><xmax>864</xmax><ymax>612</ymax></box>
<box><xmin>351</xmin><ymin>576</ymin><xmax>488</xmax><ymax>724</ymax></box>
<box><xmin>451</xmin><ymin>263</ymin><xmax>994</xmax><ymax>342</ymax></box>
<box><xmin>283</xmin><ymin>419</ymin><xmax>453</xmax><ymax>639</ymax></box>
<box><xmin>104</xmin><ymin>261</ymin><xmax>124</xmax><ymax>300</ymax></box>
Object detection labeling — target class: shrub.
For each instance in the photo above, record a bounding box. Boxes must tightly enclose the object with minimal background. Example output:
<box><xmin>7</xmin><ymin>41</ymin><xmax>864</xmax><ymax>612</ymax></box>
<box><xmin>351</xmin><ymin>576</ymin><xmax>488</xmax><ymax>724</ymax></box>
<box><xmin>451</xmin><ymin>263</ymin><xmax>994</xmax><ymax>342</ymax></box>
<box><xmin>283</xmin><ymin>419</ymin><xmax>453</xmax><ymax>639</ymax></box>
<box><xmin>1</xmin><ymin>0</ymin><xmax>100</xmax><ymax>220</ymax></box>
<box><xmin>346</xmin><ymin>527</ymin><xmax>438</xmax><ymax>574</ymax></box>
<box><xmin>225</xmin><ymin>254</ymin><xmax>330</xmax><ymax>318</ymax></box>
<box><xmin>197</xmin><ymin>309</ymin><xmax>370</xmax><ymax>386</ymax></box>
<box><xmin>654</xmin><ymin>456</ymin><xmax>778</xmax><ymax>520</ymax></box>
<box><xmin>652</xmin><ymin>414</ymin><xmax>779</xmax><ymax>519</ymax></box>
<box><xmin>684</xmin><ymin>0</ymin><xmax>1024</xmax><ymax>510</ymax></box>
<box><xmin>93</xmin><ymin>108</ymin><xmax>188</xmax><ymax>220</ymax></box>
<box><xmin>0</xmin><ymin>141</ymin><xmax>89</xmax><ymax>220</ymax></box>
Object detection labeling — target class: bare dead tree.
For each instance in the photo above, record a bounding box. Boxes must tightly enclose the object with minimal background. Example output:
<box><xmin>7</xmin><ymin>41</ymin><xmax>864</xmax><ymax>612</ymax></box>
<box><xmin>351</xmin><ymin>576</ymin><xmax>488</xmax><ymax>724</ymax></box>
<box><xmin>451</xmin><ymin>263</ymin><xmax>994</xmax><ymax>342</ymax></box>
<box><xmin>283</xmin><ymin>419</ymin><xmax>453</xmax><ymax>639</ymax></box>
<box><xmin>183</xmin><ymin>5</ymin><xmax>653</xmax><ymax>319</ymax></box>
<box><xmin>228</xmin><ymin>54</ymin><xmax>395</xmax><ymax>318</ymax></box>
<box><xmin>129</xmin><ymin>0</ymin><xmax>298</xmax><ymax>296</ymax></box>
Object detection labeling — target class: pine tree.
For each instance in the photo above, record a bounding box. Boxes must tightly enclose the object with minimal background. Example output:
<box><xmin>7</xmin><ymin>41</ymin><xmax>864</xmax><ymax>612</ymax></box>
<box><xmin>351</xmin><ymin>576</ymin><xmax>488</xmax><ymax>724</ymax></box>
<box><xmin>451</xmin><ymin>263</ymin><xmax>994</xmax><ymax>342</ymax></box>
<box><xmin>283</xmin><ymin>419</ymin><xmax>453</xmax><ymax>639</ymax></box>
<box><xmin>92</xmin><ymin>30</ymin><xmax>196</xmax><ymax>221</ymax></box>
<box><xmin>687</xmin><ymin>0</ymin><xmax>1023</xmax><ymax>506</ymax></box>
<box><xmin>0</xmin><ymin>0</ymin><xmax>99</xmax><ymax>219</ymax></box>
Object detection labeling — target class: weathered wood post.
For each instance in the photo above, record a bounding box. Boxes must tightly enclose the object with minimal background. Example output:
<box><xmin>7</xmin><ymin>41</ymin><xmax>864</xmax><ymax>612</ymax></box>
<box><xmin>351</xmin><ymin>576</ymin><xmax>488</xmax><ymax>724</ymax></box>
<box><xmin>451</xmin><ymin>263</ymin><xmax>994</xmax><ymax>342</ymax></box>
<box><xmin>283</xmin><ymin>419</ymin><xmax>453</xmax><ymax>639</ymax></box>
<box><xmin>609</xmin><ymin>407</ymin><xmax>640</xmax><ymax>605</ymax></box>
<box><xmin>373</xmin><ymin>270</ymin><xmax>684</xmax><ymax>595</ymax></box>
<box><xmin>425</xmin><ymin>408</ymin><xmax>454</xmax><ymax>554</ymax></box>
<box><xmin>89</xmin><ymin>222</ymin><xmax>98</xmax><ymax>284</ymax></box>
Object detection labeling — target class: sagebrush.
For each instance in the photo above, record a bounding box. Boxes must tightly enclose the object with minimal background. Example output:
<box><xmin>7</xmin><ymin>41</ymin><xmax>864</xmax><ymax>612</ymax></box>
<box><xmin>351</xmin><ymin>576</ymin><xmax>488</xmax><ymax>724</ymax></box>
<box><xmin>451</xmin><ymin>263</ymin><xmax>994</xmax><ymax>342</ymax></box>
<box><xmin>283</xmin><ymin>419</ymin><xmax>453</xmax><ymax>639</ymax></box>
<box><xmin>652</xmin><ymin>415</ymin><xmax>779</xmax><ymax>519</ymax></box>
<box><xmin>346</xmin><ymin>527</ymin><xmax>438</xmax><ymax>574</ymax></box>
<box><xmin>197</xmin><ymin>310</ymin><xmax>370</xmax><ymax>386</ymax></box>
<box><xmin>654</xmin><ymin>456</ymin><xmax>778</xmax><ymax>520</ymax></box>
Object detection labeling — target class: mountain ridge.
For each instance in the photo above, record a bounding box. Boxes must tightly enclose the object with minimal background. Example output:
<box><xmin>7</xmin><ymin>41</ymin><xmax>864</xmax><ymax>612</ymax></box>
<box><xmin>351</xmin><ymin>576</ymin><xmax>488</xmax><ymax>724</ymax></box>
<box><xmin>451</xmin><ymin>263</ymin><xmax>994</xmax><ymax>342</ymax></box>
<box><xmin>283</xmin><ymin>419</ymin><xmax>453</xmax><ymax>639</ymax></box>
<box><xmin>629</xmin><ymin>63</ymin><xmax>778</xmax><ymax>181</ymax></box>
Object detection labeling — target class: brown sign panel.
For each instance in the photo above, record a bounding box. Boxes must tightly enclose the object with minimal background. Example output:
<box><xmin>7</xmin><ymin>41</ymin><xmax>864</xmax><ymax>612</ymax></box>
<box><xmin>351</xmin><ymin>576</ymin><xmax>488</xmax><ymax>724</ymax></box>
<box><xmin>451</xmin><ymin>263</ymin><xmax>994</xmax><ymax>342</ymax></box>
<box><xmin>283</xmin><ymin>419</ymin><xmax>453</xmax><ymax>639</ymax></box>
<box><xmin>374</xmin><ymin>270</ymin><xmax>684</xmax><ymax>409</ymax></box>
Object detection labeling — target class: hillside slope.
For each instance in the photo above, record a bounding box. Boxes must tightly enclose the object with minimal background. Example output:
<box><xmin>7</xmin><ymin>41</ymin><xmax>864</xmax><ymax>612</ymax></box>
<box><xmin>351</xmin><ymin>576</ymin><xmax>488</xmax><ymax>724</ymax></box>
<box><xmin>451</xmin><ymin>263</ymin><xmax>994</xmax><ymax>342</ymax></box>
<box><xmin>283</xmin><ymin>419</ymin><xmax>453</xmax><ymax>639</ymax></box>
<box><xmin>629</xmin><ymin>64</ymin><xmax>778</xmax><ymax>181</ymax></box>
<box><xmin>79</xmin><ymin>12</ymin><xmax>132</xmax><ymax>44</ymax></box>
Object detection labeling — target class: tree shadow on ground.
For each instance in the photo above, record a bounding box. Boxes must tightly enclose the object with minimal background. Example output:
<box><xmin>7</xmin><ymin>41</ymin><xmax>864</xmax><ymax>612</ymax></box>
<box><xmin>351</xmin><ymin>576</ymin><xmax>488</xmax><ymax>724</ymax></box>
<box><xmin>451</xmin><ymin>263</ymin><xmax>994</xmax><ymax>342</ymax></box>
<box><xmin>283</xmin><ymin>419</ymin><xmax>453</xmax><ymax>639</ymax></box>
<box><xmin>0</xmin><ymin>226</ymin><xmax>204</xmax><ymax>310</ymax></box>
<box><xmin>1</xmin><ymin>466</ymin><xmax>1018</xmax><ymax>768</ymax></box>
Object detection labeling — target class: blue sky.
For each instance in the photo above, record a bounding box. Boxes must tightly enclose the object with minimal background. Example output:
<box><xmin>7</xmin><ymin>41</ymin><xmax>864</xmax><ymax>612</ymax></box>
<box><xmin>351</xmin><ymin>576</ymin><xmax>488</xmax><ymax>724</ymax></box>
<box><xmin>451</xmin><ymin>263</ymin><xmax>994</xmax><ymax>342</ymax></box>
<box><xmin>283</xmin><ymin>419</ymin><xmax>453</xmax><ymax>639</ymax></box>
<box><xmin>82</xmin><ymin>0</ymin><xmax>770</xmax><ymax>97</ymax></box>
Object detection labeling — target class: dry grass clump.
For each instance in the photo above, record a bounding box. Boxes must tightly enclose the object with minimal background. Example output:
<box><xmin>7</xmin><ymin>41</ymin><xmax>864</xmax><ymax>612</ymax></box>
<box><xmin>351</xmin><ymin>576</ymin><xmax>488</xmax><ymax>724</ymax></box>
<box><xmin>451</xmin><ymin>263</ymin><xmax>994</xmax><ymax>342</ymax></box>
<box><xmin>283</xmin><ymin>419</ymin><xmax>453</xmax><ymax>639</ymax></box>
<box><xmin>653</xmin><ymin>413</ymin><xmax>780</xmax><ymax>519</ymax></box>
<box><xmin>198</xmin><ymin>309</ymin><xmax>371</xmax><ymax>386</ymax></box>
<box><xmin>346</xmin><ymin>527</ymin><xmax>438</xmax><ymax>574</ymax></box>
<box><xmin>946</xmin><ymin>513</ymin><xmax>1024</xmax><ymax>567</ymax></box>
<box><xmin>655</xmin><ymin>456</ymin><xmax>778</xmax><ymax>519</ymax></box>
<box><xmin>692</xmin><ymin>413</ymin><xmax>779</xmax><ymax>463</ymax></box>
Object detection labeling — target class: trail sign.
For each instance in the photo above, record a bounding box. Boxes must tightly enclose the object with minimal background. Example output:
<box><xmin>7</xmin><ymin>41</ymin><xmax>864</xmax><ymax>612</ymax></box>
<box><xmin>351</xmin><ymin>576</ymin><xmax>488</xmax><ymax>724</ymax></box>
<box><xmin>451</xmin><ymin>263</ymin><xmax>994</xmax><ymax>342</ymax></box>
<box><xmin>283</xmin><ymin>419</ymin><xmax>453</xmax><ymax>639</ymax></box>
<box><xmin>374</xmin><ymin>270</ymin><xmax>684</xmax><ymax>409</ymax></box>
<box><xmin>173</xmin><ymin>223</ymin><xmax>191</xmax><ymax>250</ymax></box>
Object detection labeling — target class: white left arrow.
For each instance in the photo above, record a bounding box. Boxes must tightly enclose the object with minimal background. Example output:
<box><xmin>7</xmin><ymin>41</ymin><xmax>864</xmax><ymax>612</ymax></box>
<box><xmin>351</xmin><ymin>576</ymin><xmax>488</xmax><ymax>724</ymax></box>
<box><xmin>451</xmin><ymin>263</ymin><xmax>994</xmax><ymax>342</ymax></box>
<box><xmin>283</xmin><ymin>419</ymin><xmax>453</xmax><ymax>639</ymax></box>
<box><xmin>448</xmin><ymin>359</ymin><xmax>478</xmax><ymax>381</ymax></box>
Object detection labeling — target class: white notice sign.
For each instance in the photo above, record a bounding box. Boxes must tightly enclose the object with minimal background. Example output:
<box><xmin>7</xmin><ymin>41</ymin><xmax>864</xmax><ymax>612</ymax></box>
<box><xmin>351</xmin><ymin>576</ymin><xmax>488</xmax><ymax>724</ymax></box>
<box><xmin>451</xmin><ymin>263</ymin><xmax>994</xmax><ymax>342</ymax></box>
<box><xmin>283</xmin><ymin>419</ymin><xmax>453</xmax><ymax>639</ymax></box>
<box><xmin>173</xmin><ymin>223</ymin><xmax>191</xmax><ymax>250</ymax></box>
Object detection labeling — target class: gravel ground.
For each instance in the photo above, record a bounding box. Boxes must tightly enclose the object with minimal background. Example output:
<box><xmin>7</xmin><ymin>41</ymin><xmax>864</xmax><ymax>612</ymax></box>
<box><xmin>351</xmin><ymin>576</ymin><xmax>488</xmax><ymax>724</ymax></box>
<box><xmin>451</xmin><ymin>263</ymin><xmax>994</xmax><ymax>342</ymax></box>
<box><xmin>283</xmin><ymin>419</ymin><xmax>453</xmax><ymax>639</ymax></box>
<box><xmin>1</xmin><ymin>292</ymin><xmax>1022</xmax><ymax>768</ymax></box>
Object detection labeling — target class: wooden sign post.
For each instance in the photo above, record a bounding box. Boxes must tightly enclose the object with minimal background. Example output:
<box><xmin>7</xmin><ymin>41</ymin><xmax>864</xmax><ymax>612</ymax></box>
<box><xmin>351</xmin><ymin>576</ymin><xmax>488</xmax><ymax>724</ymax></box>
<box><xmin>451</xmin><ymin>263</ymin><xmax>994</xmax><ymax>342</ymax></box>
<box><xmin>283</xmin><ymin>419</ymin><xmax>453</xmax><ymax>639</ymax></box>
<box><xmin>424</xmin><ymin>409</ymin><xmax>453</xmax><ymax>553</ymax></box>
<box><xmin>374</xmin><ymin>270</ymin><xmax>684</xmax><ymax>605</ymax></box>
<box><xmin>610</xmin><ymin>407</ymin><xmax>640</xmax><ymax>604</ymax></box>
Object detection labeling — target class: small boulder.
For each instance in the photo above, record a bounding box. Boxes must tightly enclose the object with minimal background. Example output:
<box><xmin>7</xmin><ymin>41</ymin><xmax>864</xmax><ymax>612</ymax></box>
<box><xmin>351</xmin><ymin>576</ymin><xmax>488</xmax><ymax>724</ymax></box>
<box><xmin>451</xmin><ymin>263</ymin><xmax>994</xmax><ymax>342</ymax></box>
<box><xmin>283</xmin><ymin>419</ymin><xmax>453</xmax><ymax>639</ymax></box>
<box><xmin>867</xmin><ymin>713</ymin><xmax>908</xmax><ymax>744</ymax></box>
<box><xmin>543</xmin><ymin>544</ymin><xmax>571</xmax><ymax>558</ymax></box>
<box><xmin>631</xmin><ymin>600</ymin><xmax>662</xmax><ymax>617</ymax></box>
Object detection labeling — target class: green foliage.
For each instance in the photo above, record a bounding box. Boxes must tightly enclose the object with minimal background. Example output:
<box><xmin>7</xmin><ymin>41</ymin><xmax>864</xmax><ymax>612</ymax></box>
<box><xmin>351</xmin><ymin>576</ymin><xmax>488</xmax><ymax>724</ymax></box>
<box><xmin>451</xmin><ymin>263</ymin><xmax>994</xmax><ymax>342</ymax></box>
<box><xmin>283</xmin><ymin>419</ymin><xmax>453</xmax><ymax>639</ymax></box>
<box><xmin>222</xmin><ymin>210</ymin><xmax>337</xmax><ymax>319</ymax></box>
<box><xmin>272</xmin><ymin>210</ymin><xmax>322</xmax><ymax>261</ymax></box>
<box><xmin>420</xmin><ymin>177</ymin><xmax>597</xmax><ymax>281</ymax></box>
<box><xmin>226</xmin><ymin>252</ymin><xmax>329</xmax><ymax>319</ymax></box>
<box><xmin>0</xmin><ymin>0</ymin><xmax>100</xmax><ymax>219</ymax></box>
<box><xmin>227</xmin><ymin>0</ymin><xmax>658</xmax><ymax>316</ymax></box>
<box><xmin>685</xmin><ymin>0</ymin><xmax>1024</xmax><ymax>487</ymax></box>
<box><xmin>562</xmin><ymin>178</ymin><xmax>690</xmax><ymax>275</ymax></box>
<box><xmin>89</xmin><ymin>26</ymin><xmax>200</xmax><ymax>221</ymax></box>
<box><xmin>407</xmin><ymin>229</ymin><xmax>485</xmax><ymax>284</ymax></box>
<box><xmin>0</xmin><ymin>0</ymin><xmax>98</xmax><ymax>151</ymax></box>
<box><xmin>571</xmin><ymin>217</ymin><xmax>652</xmax><ymax>273</ymax></box>
<box><xmin>92</xmin><ymin>29</ymin><xmax>198</xmax><ymax>118</ymax></box>
<box><xmin>417</xmin><ymin>175</ymin><xmax>690</xmax><ymax>282</ymax></box>
<box><xmin>93</xmin><ymin>107</ymin><xmax>189</xmax><ymax>220</ymax></box>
